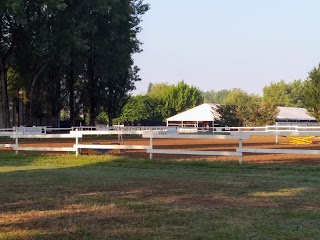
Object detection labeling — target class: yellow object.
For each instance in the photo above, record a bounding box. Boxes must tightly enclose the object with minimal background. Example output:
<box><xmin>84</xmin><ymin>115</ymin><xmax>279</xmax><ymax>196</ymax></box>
<box><xmin>287</xmin><ymin>136</ymin><xmax>315</xmax><ymax>145</ymax></box>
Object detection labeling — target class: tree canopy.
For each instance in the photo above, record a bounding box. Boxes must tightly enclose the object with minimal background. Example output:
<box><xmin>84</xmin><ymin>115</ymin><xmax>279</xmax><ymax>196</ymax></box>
<box><xmin>304</xmin><ymin>64</ymin><xmax>320</xmax><ymax>120</ymax></box>
<box><xmin>202</xmin><ymin>89</ymin><xmax>233</xmax><ymax>104</ymax></box>
<box><xmin>263</xmin><ymin>80</ymin><xmax>305</xmax><ymax>108</ymax></box>
<box><xmin>115</xmin><ymin>81</ymin><xmax>204</xmax><ymax>125</ymax></box>
<box><xmin>0</xmin><ymin>0</ymin><xmax>149</xmax><ymax>127</ymax></box>
<box><xmin>116</xmin><ymin>95</ymin><xmax>162</xmax><ymax>125</ymax></box>
<box><xmin>216</xmin><ymin>89</ymin><xmax>278</xmax><ymax>127</ymax></box>
<box><xmin>151</xmin><ymin>81</ymin><xmax>204</xmax><ymax>119</ymax></box>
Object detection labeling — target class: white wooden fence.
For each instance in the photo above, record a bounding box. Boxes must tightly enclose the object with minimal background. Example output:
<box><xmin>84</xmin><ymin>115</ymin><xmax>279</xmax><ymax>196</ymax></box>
<box><xmin>143</xmin><ymin>128</ymin><xmax>320</xmax><ymax>164</ymax></box>
<box><xmin>1</xmin><ymin>126</ymin><xmax>320</xmax><ymax>164</ymax></box>
<box><xmin>1</xmin><ymin>129</ymin><xmax>152</xmax><ymax>156</ymax></box>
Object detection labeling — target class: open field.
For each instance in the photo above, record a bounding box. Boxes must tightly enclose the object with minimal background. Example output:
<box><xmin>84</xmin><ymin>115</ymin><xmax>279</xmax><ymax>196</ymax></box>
<box><xmin>1</xmin><ymin>153</ymin><xmax>320</xmax><ymax>239</ymax></box>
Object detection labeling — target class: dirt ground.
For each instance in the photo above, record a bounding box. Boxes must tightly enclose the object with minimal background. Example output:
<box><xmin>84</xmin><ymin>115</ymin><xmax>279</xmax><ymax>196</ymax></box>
<box><xmin>123</xmin><ymin>136</ymin><xmax>320</xmax><ymax>164</ymax></box>
<box><xmin>2</xmin><ymin>135</ymin><xmax>320</xmax><ymax>164</ymax></box>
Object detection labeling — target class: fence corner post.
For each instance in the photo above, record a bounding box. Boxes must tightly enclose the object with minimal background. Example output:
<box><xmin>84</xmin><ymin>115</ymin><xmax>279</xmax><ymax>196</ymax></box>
<box><xmin>149</xmin><ymin>137</ymin><xmax>153</xmax><ymax>160</ymax></box>
<box><xmin>239</xmin><ymin>129</ymin><xmax>243</xmax><ymax>165</ymax></box>
<box><xmin>75</xmin><ymin>129</ymin><xmax>79</xmax><ymax>156</ymax></box>
<box><xmin>15</xmin><ymin>136</ymin><xmax>19</xmax><ymax>155</ymax></box>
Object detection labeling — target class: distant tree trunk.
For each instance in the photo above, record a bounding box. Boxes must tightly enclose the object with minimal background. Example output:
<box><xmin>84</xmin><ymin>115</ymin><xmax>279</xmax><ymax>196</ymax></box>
<box><xmin>15</xmin><ymin>97</ymin><xmax>20</xmax><ymax>126</ymax></box>
<box><xmin>108</xmin><ymin>115</ymin><xmax>113</xmax><ymax>127</ymax></box>
<box><xmin>88</xmin><ymin>56</ymin><xmax>97</xmax><ymax>126</ymax></box>
<box><xmin>67</xmin><ymin>59</ymin><xmax>75</xmax><ymax>126</ymax></box>
<box><xmin>24</xmin><ymin>97</ymin><xmax>32</xmax><ymax>126</ymax></box>
<box><xmin>47</xmin><ymin>66</ymin><xmax>61</xmax><ymax>127</ymax></box>
<box><xmin>24</xmin><ymin>63</ymin><xmax>48</xmax><ymax>126</ymax></box>
<box><xmin>0</xmin><ymin>58</ymin><xmax>10</xmax><ymax>128</ymax></box>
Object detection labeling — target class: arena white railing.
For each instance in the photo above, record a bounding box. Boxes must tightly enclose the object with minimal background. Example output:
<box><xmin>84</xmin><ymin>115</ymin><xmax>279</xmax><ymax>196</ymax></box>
<box><xmin>143</xmin><ymin>128</ymin><xmax>320</xmax><ymax>164</ymax></box>
<box><xmin>143</xmin><ymin>131</ymin><xmax>249</xmax><ymax>164</ymax></box>
<box><xmin>77</xmin><ymin>125</ymin><xmax>166</xmax><ymax>131</ymax></box>
<box><xmin>2</xmin><ymin>129</ymin><xmax>153</xmax><ymax>156</ymax></box>
<box><xmin>1</xmin><ymin>126</ymin><xmax>320</xmax><ymax>164</ymax></box>
<box><xmin>70</xmin><ymin>130</ymin><xmax>152</xmax><ymax>156</ymax></box>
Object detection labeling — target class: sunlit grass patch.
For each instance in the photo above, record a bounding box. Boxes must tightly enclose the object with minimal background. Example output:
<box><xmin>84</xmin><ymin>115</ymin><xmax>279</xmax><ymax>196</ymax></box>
<box><xmin>0</xmin><ymin>152</ymin><xmax>120</xmax><ymax>172</ymax></box>
<box><xmin>250</xmin><ymin>187</ymin><xmax>309</xmax><ymax>197</ymax></box>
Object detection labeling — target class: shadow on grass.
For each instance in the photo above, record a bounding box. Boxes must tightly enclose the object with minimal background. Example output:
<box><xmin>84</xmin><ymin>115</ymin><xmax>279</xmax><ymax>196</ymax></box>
<box><xmin>1</xmin><ymin>156</ymin><xmax>320</xmax><ymax>239</ymax></box>
<box><xmin>0</xmin><ymin>152</ymin><xmax>43</xmax><ymax>167</ymax></box>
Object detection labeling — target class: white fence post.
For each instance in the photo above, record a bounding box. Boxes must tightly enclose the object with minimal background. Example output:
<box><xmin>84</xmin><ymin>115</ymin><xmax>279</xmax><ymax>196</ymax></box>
<box><xmin>150</xmin><ymin>137</ymin><xmax>153</xmax><ymax>159</ymax></box>
<box><xmin>75</xmin><ymin>129</ymin><xmax>79</xmax><ymax>156</ymax></box>
<box><xmin>239</xmin><ymin>129</ymin><xmax>243</xmax><ymax>164</ymax></box>
<box><xmin>275</xmin><ymin>122</ymin><xmax>279</xmax><ymax>144</ymax></box>
<box><xmin>15</xmin><ymin>136</ymin><xmax>19</xmax><ymax>155</ymax></box>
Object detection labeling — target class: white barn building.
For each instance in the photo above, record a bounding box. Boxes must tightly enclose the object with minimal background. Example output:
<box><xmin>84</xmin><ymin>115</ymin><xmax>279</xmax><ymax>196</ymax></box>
<box><xmin>166</xmin><ymin>104</ymin><xmax>317</xmax><ymax>128</ymax></box>
<box><xmin>276</xmin><ymin>107</ymin><xmax>316</xmax><ymax>125</ymax></box>
<box><xmin>166</xmin><ymin>103</ymin><xmax>220</xmax><ymax>128</ymax></box>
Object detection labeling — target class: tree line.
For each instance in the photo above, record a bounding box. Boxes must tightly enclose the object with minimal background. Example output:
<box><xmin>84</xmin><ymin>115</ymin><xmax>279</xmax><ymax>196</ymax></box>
<box><xmin>117</xmin><ymin>64</ymin><xmax>320</xmax><ymax>127</ymax></box>
<box><xmin>204</xmin><ymin>65</ymin><xmax>320</xmax><ymax>124</ymax></box>
<box><xmin>0</xmin><ymin>0</ymin><xmax>149</xmax><ymax>128</ymax></box>
<box><xmin>2</xmin><ymin>0</ymin><xmax>320</xmax><ymax>128</ymax></box>
<box><xmin>106</xmin><ymin>81</ymin><xmax>277</xmax><ymax>127</ymax></box>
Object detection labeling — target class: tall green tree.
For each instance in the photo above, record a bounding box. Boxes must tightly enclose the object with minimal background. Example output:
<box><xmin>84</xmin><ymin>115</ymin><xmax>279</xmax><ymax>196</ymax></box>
<box><xmin>84</xmin><ymin>0</ymin><xmax>149</xmax><ymax>126</ymax></box>
<box><xmin>1</xmin><ymin>0</ymin><xmax>149</xmax><ymax>127</ymax></box>
<box><xmin>219</xmin><ymin>89</ymin><xmax>277</xmax><ymax>126</ymax></box>
<box><xmin>0</xmin><ymin>1</ymin><xmax>24</xmax><ymax>127</ymax></box>
<box><xmin>148</xmin><ymin>82</ymin><xmax>171</xmax><ymax>97</ymax></box>
<box><xmin>202</xmin><ymin>89</ymin><xmax>233</xmax><ymax>104</ymax></box>
<box><xmin>13</xmin><ymin>0</ymin><xmax>66</xmax><ymax>125</ymax></box>
<box><xmin>304</xmin><ymin>64</ymin><xmax>320</xmax><ymax>120</ymax></box>
<box><xmin>263</xmin><ymin>80</ymin><xmax>305</xmax><ymax>107</ymax></box>
<box><xmin>223</xmin><ymin>89</ymin><xmax>260</xmax><ymax>106</ymax></box>
<box><xmin>236</xmin><ymin>102</ymin><xmax>278</xmax><ymax>126</ymax></box>
<box><xmin>151</xmin><ymin>81</ymin><xmax>204</xmax><ymax>119</ymax></box>
<box><xmin>55</xmin><ymin>0</ymin><xmax>88</xmax><ymax>126</ymax></box>
<box><xmin>117</xmin><ymin>95</ymin><xmax>162</xmax><ymax>125</ymax></box>
<box><xmin>286</xmin><ymin>80</ymin><xmax>305</xmax><ymax>107</ymax></box>
<box><xmin>263</xmin><ymin>81</ymin><xmax>290</xmax><ymax>106</ymax></box>
<box><xmin>216</xmin><ymin>104</ymin><xmax>242</xmax><ymax>127</ymax></box>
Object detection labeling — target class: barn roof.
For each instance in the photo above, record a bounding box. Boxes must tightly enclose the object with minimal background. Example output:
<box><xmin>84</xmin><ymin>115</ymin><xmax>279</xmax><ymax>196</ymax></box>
<box><xmin>277</xmin><ymin>107</ymin><xmax>316</xmax><ymax>121</ymax></box>
<box><xmin>166</xmin><ymin>103</ymin><xmax>220</xmax><ymax>122</ymax></box>
<box><xmin>167</xmin><ymin>104</ymin><xmax>316</xmax><ymax>123</ymax></box>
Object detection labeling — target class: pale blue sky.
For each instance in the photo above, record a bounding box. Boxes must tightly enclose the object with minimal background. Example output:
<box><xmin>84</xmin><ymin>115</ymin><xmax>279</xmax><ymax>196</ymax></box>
<box><xmin>133</xmin><ymin>0</ymin><xmax>320</xmax><ymax>95</ymax></box>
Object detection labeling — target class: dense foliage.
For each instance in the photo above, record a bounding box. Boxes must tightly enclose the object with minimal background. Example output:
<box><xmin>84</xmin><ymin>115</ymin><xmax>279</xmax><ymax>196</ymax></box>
<box><xmin>116</xmin><ymin>95</ymin><xmax>163</xmax><ymax>125</ymax></box>
<box><xmin>263</xmin><ymin>80</ymin><xmax>305</xmax><ymax>107</ymax></box>
<box><xmin>202</xmin><ymin>89</ymin><xmax>233</xmax><ymax>104</ymax></box>
<box><xmin>0</xmin><ymin>0</ymin><xmax>149</xmax><ymax>127</ymax></box>
<box><xmin>115</xmin><ymin>81</ymin><xmax>204</xmax><ymax>125</ymax></box>
<box><xmin>216</xmin><ymin>90</ymin><xmax>278</xmax><ymax>127</ymax></box>
<box><xmin>304</xmin><ymin>65</ymin><xmax>320</xmax><ymax>121</ymax></box>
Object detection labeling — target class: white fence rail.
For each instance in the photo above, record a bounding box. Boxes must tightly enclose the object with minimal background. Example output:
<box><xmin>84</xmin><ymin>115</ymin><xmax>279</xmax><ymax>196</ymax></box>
<box><xmin>238</xmin><ymin>148</ymin><xmax>320</xmax><ymax>155</ymax></box>
<box><xmin>1</xmin><ymin>126</ymin><xmax>320</xmax><ymax>164</ymax></box>
<box><xmin>144</xmin><ymin>129</ymin><xmax>320</xmax><ymax>164</ymax></box>
<box><xmin>147</xmin><ymin>149</ymin><xmax>242</xmax><ymax>157</ymax></box>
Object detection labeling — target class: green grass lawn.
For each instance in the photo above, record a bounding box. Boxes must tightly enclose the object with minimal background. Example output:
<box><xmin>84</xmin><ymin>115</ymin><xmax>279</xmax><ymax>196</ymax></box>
<box><xmin>1</xmin><ymin>152</ymin><xmax>320</xmax><ymax>239</ymax></box>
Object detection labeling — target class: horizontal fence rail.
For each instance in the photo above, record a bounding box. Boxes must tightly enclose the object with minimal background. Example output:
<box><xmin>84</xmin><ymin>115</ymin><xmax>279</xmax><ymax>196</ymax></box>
<box><xmin>238</xmin><ymin>148</ymin><xmax>320</xmax><ymax>155</ymax></box>
<box><xmin>15</xmin><ymin>147</ymin><xmax>75</xmax><ymax>152</ymax></box>
<box><xmin>74</xmin><ymin>144</ymin><xmax>152</xmax><ymax>150</ymax></box>
<box><xmin>147</xmin><ymin>149</ymin><xmax>242</xmax><ymax>156</ymax></box>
